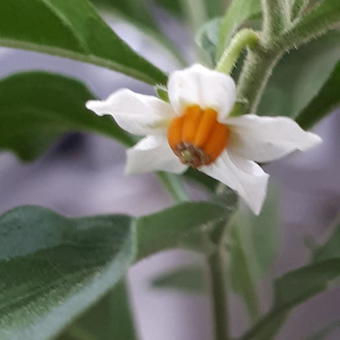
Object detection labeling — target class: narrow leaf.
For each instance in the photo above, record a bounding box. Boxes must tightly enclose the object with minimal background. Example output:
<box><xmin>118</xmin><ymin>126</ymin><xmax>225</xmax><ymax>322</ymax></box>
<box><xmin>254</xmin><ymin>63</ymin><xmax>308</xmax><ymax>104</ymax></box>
<box><xmin>0</xmin><ymin>0</ymin><xmax>167</xmax><ymax>84</ymax></box>
<box><xmin>296</xmin><ymin>61</ymin><xmax>340</xmax><ymax>129</ymax></box>
<box><xmin>241</xmin><ymin>259</ymin><xmax>340</xmax><ymax>340</ymax></box>
<box><xmin>136</xmin><ymin>202</ymin><xmax>228</xmax><ymax>258</ymax></box>
<box><xmin>229</xmin><ymin>186</ymin><xmax>279</xmax><ymax>321</ymax></box>
<box><xmin>218</xmin><ymin>0</ymin><xmax>261</xmax><ymax>56</ymax></box>
<box><xmin>0</xmin><ymin>72</ymin><xmax>133</xmax><ymax>161</ymax></box>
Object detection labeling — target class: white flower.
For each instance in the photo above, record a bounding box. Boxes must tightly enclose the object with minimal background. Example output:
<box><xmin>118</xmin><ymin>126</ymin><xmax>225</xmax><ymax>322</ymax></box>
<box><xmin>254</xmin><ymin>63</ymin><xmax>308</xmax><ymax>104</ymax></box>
<box><xmin>86</xmin><ymin>64</ymin><xmax>322</xmax><ymax>214</ymax></box>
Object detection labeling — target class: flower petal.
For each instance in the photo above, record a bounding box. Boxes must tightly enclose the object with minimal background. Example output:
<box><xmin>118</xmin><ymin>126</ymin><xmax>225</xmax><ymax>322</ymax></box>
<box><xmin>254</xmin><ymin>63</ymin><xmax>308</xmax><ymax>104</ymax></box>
<box><xmin>126</xmin><ymin>135</ymin><xmax>187</xmax><ymax>174</ymax></box>
<box><xmin>201</xmin><ymin>150</ymin><xmax>269</xmax><ymax>214</ymax></box>
<box><xmin>86</xmin><ymin>89</ymin><xmax>175</xmax><ymax>136</ymax></box>
<box><xmin>168</xmin><ymin>64</ymin><xmax>236</xmax><ymax>121</ymax></box>
<box><xmin>226</xmin><ymin>114</ymin><xmax>322</xmax><ymax>162</ymax></box>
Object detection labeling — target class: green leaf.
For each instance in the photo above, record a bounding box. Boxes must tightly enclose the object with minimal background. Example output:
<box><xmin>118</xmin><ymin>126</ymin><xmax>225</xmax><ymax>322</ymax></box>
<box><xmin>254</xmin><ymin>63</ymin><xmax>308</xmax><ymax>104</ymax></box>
<box><xmin>59</xmin><ymin>280</ymin><xmax>137</xmax><ymax>340</ymax></box>
<box><xmin>306</xmin><ymin>320</ymin><xmax>340</xmax><ymax>340</ymax></box>
<box><xmin>0</xmin><ymin>0</ymin><xmax>167</xmax><ymax>84</ymax></box>
<box><xmin>0</xmin><ymin>201</ymin><xmax>227</xmax><ymax>339</ymax></box>
<box><xmin>0</xmin><ymin>206</ymin><xmax>135</xmax><ymax>340</ymax></box>
<box><xmin>296</xmin><ymin>61</ymin><xmax>340</xmax><ymax>129</ymax></box>
<box><xmin>136</xmin><ymin>201</ymin><xmax>228</xmax><ymax>259</ymax></box>
<box><xmin>229</xmin><ymin>185</ymin><xmax>280</xmax><ymax>321</ymax></box>
<box><xmin>90</xmin><ymin>0</ymin><xmax>185</xmax><ymax>65</ymax></box>
<box><xmin>92</xmin><ymin>0</ymin><xmax>158</xmax><ymax>31</ymax></box>
<box><xmin>0</xmin><ymin>72</ymin><xmax>133</xmax><ymax>161</ymax></box>
<box><xmin>313</xmin><ymin>218</ymin><xmax>340</xmax><ymax>262</ymax></box>
<box><xmin>218</xmin><ymin>0</ymin><xmax>261</xmax><ymax>57</ymax></box>
<box><xmin>241</xmin><ymin>259</ymin><xmax>340</xmax><ymax>340</ymax></box>
<box><xmin>196</xmin><ymin>17</ymin><xmax>222</xmax><ymax>65</ymax></box>
<box><xmin>259</xmin><ymin>31</ymin><xmax>340</xmax><ymax>119</ymax></box>
<box><xmin>152</xmin><ymin>265</ymin><xmax>207</xmax><ymax>294</ymax></box>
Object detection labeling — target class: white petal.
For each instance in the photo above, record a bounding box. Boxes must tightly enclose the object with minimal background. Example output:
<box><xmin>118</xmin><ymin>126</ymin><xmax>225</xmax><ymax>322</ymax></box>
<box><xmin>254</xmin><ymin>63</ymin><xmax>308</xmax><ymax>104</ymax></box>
<box><xmin>86</xmin><ymin>89</ymin><xmax>175</xmax><ymax>136</ymax></box>
<box><xmin>201</xmin><ymin>151</ymin><xmax>269</xmax><ymax>215</ymax></box>
<box><xmin>168</xmin><ymin>64</ymin><xmax>236</xmax><ymax>121</ymax></box>
<box><xmin>125</xmin><ymin>135</ymin><xmax>187</xmax><ymax>174</ymax></box>
<box><xmin>226</xmin><ymin>114</ymin><xmax>322</xmax><ymax>162</ymax></box>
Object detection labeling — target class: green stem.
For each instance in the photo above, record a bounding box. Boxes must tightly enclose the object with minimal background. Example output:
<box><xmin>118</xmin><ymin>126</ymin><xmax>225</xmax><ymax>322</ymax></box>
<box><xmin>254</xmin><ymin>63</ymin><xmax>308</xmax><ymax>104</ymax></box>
<box><xmin>236</xmin><ymin>46</ymin><xmax>282</xmax><ymax>114</ymax></box>
<box><xmin>275</xmin><ymin>1</ymin><xmax>340</xmax><ymax>51</ymax></box>
<box><xmin>261</xmin><ymin>0</ymin><xmax>291</xmax><ymax>42</ymax></box>
<box><xmin>291</xmin><ymin>0</ymin><xmax>309</xmax><ymax>20</ymax></box>
<box><xmin>208</xmin><ymin>248</ymin><xmax>231</xmax><ymax>340</ymax></box>
<box><xmin>216</xmin><ymin>29</ymin><xmax>259</xmax><ymax>75</ymax></box>
<box><xmin>157</xmin><ymin>172</ymin><xmax>189</xmax><ymax>203</ymax></box>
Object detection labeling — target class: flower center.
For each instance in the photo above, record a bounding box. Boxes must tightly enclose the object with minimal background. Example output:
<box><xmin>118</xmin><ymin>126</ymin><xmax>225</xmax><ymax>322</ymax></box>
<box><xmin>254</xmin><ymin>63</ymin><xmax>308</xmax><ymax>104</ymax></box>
<box><xmin>167</xmin><ymin>105</ymin><xmax>230</xmax><ymax>168</ymax></box>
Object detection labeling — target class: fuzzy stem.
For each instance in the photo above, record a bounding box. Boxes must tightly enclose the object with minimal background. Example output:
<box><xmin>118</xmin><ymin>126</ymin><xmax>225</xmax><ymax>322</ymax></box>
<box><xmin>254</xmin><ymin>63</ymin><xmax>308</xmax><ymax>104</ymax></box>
<box><xmin>216</xmin><ymin>29</ymin><xmax>259</xmax><ymax>75</ymax></box>
<box><xmin>236</xmin><ymin>46</ymin><xmax>282</xmax><ymax>114</ymax></box>
<box><xmin>262</xmin><ymin>0</ymin><xmax>291</xmax><ymax>41</ymax></box>
<box><xmin>157</xmin><ymin>172</ymin><xmax>189</xmax><ymax>203</ymax></box>
<box><xmin>208</xmin><ymin>247</ymin><xmax>231</xmax><ymax>340</ymax></box>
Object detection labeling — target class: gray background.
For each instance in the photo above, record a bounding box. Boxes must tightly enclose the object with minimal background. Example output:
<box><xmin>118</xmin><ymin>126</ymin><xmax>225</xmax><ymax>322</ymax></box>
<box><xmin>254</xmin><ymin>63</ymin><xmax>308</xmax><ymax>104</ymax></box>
<box><xmin>0</xmin><ymin>10</ymin><xmax>339</xmax><ymax>340</ymax></box>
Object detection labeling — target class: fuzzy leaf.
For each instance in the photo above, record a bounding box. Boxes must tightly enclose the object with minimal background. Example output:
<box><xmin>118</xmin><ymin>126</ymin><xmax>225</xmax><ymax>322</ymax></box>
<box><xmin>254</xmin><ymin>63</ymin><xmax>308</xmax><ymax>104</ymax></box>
<box><xmin>0</xmin><ymin>206</ymin><xmax>135</xmax><ymax>340</ymax></box>
<box><xmin>0</xmin><ymin>202</ymin><xmax>227</xmax><ymax>339</ymax></box>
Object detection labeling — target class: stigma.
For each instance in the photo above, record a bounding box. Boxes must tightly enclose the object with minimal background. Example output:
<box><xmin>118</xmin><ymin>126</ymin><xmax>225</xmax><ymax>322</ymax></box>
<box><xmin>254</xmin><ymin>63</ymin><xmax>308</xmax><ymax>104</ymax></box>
<box><xmin>167</xmin><ymin>105</ymin><xmax>230</xmax><ymax>168</ymax></box>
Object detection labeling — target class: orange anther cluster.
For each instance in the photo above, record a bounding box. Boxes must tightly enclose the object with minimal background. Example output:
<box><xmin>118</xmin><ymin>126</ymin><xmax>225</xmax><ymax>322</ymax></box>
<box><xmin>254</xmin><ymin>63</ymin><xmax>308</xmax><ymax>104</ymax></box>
<box><xmin>168</xmin><ymin>105</ymin><xmax>230</xmax><ymax>168</ymax></box>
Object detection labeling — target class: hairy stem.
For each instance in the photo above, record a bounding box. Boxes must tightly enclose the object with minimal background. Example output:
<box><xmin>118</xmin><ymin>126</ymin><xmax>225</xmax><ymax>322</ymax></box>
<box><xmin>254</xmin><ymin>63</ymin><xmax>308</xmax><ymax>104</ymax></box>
<box><xmin>157</xmin><ymin>172</ymin><xmax>189</xmax><ymax>203</ymax></box>
<box><xmin>236</xmin><ymin>46</ymin><xmax>282</xmax><ymax>114</ymax></box>
<box><xmin>262</xmin><ymin>0</ymin><xmax>291</xmax><ymax>41</ymax></box>
<box><xmin>208</xmin><ymin>247</ymin><xmax>230</xmax><ymax>340</ymax></box>
<box><xmin>216</xmin><ymin>29</ymin><xmax>259</xmax><ymax>75</ymax></box>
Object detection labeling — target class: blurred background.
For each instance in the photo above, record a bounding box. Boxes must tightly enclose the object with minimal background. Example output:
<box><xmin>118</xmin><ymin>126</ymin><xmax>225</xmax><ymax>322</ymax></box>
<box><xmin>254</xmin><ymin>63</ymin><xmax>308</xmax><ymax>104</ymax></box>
<box><xmin>0</xmin><ymin>1</ymin><xmax>339</xmax><ymax>339</ymax></box>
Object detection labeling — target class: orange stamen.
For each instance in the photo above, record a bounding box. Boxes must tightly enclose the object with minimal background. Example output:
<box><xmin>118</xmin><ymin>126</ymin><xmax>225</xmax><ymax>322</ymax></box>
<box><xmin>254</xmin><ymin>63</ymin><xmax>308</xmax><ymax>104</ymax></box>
<box><xmin>167</xmin><ymin>115</ymin><xmax>184</xmax><ymax>150</ymax></box>
<box><xmin>182</xmin><ymin>105</ymin><xmax>202</xmax><ymax>143</ymax></box>
<box><xmin>167</xmin><ymin>106</ymin><xmax>230</xmax><ymax>168</ymax></box>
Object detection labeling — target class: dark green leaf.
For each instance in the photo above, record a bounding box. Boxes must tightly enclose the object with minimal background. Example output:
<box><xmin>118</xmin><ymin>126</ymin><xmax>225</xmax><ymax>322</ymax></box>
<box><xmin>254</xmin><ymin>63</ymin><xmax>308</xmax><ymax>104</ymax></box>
<box><xmin>92</xmin><ymin>0</ymin><xmax>158</xmax><ymax>31</ymax></box>
<box><xmin>296</xmin><ymin>61</ymin><xmax>340</xmax><ymax>129</ymax></box>
<box><xmin>136</xmin><ymin>201</ymin><xmax>228</xmax><ymax>258</ymax></box>
<box><xmin>90</xmin><ymin>0</ymin><xmax>184</xmax><ymax>65</ymax></box>
<box><xmin>59</xmin><ymin>280</ymin><xmax>137</xmax><ymax>340</ymax></box>
<box><xmin>259</xmin><ymin>31</ymin><xmax>340</xmax><ymax>119</ymax></box>
<box><xmin>0</xmin><ymin>72</ymin><xmax>133</xmax><ymax>161</ymax></box>
<box><xmin>0</xmin><ymin>206</ymin><xmax>135</xmax><ymax>340</ymax></box>
<box><xmin>241</xmin><ymin>259</ymin><xmax>340</xmax><ymax>340</ymax></box>
<box><xmin>229</xmin><ymin>185</ymin><xmax>279</xmax><ymax>321</ymax></box>
<box><xmin>152</xmin><ymin>265</ymin><xmax>207</xmax><ymax>293</ymax></box>
<box><xmin>0</xmin><ymin>0</ymin><xmax>167</xmax><ymax>84</ymax></box>
<box><xmin>218</xmin><ymin>0</ymin><xmax>261</xmax><ymax>56</ymax></box>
